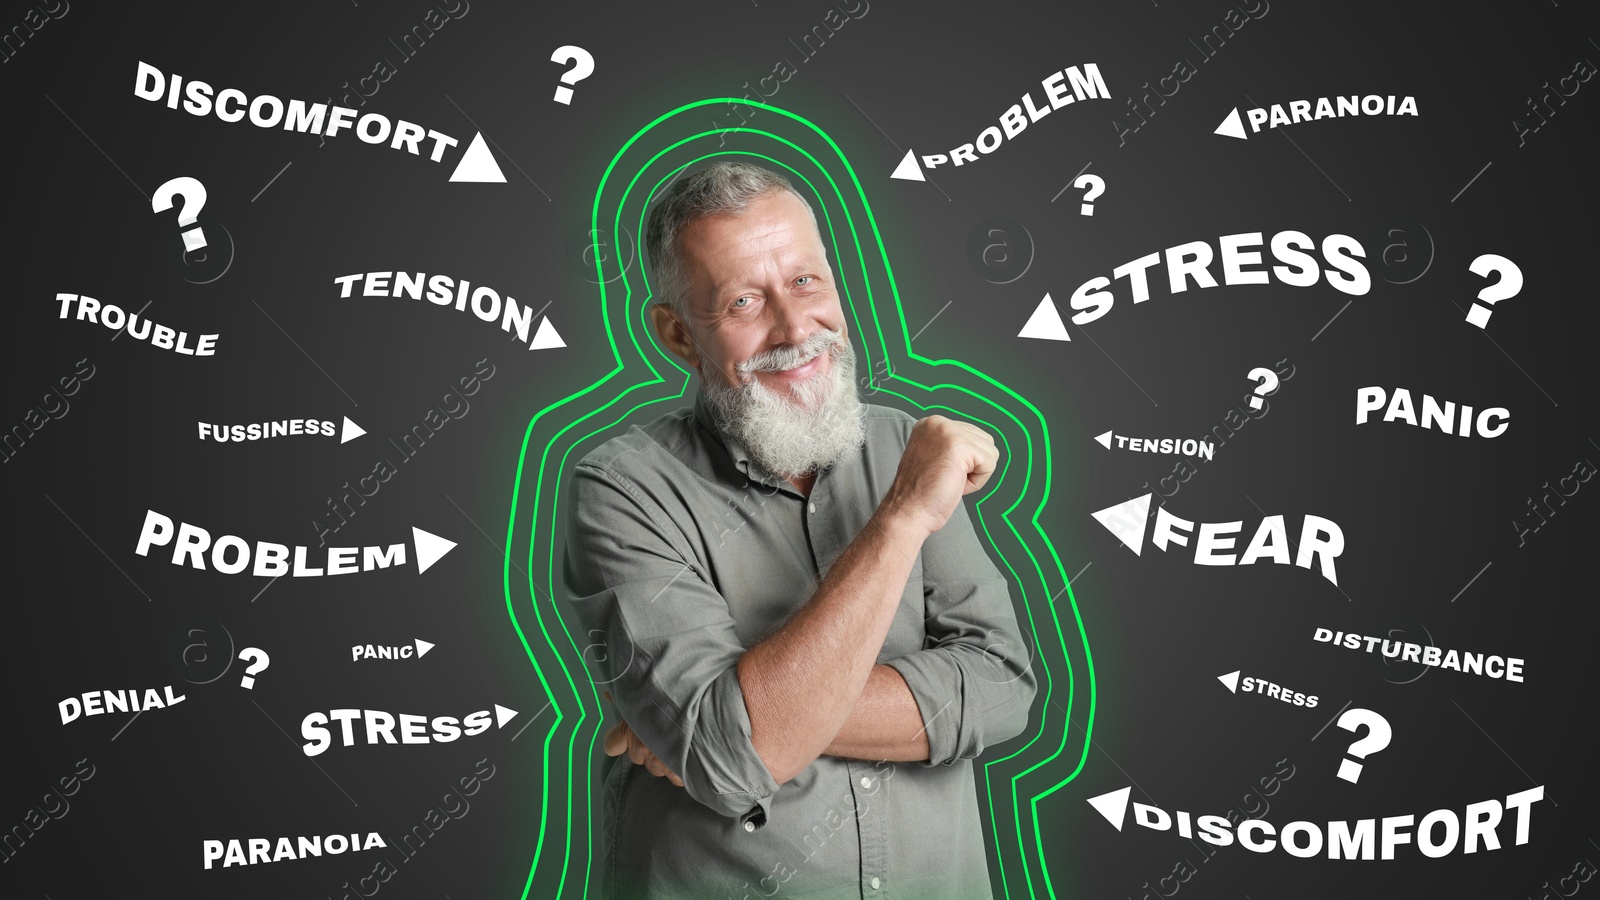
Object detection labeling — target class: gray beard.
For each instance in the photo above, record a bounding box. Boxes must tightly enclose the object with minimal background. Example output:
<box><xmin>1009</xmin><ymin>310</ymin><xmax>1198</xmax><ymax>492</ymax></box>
<box><xmin>700</xmin><ymin>332</ymin><xmax>867</xmax><ymax>479</ymax></box>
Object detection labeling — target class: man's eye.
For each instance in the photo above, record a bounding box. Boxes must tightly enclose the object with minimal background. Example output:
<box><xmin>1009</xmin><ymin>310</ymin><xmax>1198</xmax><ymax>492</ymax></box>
<box><xmin>796</xmin><ymin>276</ymin><xmax>813</xmax><ymax>286</ymax></box>
<box><xmin>733</xmin><ymin>297</ymin><xmax>752</xmax><ymax>308</ymax></box>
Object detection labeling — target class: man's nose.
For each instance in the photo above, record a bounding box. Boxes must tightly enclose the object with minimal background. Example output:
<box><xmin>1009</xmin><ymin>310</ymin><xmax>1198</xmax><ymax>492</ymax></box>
<box><xmin>766</xmin><ymin>294</ymin><xmax>815</xmax><ymax>346</ymax></box>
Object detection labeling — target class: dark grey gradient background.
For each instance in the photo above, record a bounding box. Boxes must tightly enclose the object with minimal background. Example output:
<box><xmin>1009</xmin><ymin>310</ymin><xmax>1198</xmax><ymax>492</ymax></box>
<box><xmin>4</xmin><ymin>0</ymin><xmax>1598</xmax><ymax>897</ymax></box>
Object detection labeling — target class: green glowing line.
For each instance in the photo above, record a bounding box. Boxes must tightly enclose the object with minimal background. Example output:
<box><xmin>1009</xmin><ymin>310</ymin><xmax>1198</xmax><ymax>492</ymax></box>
<box><xmin>500</xmin><ymin>98</ymin><xmax>1096</xmax><ymax>900</ymax></box>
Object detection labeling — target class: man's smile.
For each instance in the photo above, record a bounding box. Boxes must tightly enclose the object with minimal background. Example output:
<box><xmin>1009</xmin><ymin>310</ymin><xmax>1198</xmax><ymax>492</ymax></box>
<box><xmin>761</xmin><ymin>350</ymin><xmax>829</xmax><ymax>385</ymax></box>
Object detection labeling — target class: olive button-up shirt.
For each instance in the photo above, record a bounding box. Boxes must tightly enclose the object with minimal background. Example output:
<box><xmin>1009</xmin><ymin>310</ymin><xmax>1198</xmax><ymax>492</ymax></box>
<box><xmin>564</xmin><ymin>392</ymin><xmax>1037</xmax><ymax>900</ymax></box>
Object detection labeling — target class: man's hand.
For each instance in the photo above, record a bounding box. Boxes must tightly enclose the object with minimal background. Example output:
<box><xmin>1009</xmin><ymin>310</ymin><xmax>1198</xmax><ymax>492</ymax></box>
<box><xmin>879</xmin><ymin>415</ymin><xmax>999</xmax><ymax>536</ymax></box>
<box><xmin>604</xmin><ymin>718</ymin><xmax>684</xmax><ymax>787</ymax></box>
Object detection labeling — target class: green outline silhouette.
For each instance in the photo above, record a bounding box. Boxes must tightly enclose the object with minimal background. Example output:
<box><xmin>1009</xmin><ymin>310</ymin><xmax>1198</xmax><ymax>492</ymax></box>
<box><xmin>500</xmin><ymin>99</ymin><xmax>1095</xmax><ymax>899</ymax></box>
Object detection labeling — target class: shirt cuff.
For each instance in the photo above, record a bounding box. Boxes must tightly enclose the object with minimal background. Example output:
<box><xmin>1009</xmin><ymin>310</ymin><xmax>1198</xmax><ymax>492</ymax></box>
<box><xmin>681</xmin><ymin>666</ymin><xmax>781</xmax><ymax>828</ymax></box>
<box><xmin>885</xmin><ymin>652</ymin><xmax>966</xmax><ymax>766</ymax></box>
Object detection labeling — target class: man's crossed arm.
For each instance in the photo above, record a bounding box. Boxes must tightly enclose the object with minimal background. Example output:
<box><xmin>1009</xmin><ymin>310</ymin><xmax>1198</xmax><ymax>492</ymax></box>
<box><xmin>606</xmin><ymin>662</ymin><xmax>927</xmax><ymax>786</ymax></box>
<box><xmin>573</xmin><ymin>415</ymin><xmax>1036</xmax><ymax>818</ymax></box>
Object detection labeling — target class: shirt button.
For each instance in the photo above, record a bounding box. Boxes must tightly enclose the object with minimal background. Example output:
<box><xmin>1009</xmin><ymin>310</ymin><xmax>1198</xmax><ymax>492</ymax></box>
<box><xmin>808</xmin><ymin>502</ymin><xmax>817</xmax><ymax>514</ymax></box>
<box><xmin>860</xmin><ymin>776</ymin><xmax>873</xmax><ymax>788</ymax></box>
<box><xmin>743</xmin><ymin>821</ymin><xmax>756</xmax><ymax>833</ymax></box>
<box><xmin>870</xmin><ymin>876</ymin><xmax>881</xmax><ymax>890</ymax></box>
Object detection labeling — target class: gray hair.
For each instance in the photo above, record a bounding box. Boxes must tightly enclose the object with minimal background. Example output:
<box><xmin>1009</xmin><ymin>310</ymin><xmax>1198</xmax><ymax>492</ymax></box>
<box><xmin>644</xmin><ymin>161</ymin><xmax>817</xmax><ymax>319</ymax></box>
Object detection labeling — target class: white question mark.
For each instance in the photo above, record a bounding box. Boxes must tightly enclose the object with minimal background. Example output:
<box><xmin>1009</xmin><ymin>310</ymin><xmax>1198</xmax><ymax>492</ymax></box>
<box><xmin>151</xmin><ymin>177</ymin><xmax>208</xmax><ymax>252</ymax></box>
<box><xmin>550</xmin><ymin>46</ymin><xmax>596</xmax><ymax>105</ymax></box>
<box><xmin>1466</xmin><ymin>254</ymin><xmax>1523</xmax><ymax>329</ymax></box>
<box><xmin>237</xmin><ymin>648</ymin><xmax>271</xmax><ymax>689</ymax></box>
<box><xmin>1246</xmin><ymin>366</ymin><xmax>1279</xmax><ymax>410</ymax></box>
<box><xmin>1335</xmin><ymin>708</ymin><xmax>1392</xmax><ymax>783</ymax></box>
<box><xmin>1073</xmin><ymin>173</ymin><xmax>1106</xmax><ymax>217</ymax></box>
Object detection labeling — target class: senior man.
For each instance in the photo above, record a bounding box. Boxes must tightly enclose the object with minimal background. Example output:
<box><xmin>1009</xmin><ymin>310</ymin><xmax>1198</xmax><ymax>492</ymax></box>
<box><xmin>564</xmin><ymin>161</ymin><xmax>1036</xmax><ymax>899</ymax></box>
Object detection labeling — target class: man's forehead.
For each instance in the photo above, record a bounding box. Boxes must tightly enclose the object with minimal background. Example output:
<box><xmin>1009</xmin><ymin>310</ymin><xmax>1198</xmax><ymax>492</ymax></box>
<box><xmin>698</xmin><ymin>214</ymin><xmax>803</xmax><ymax>259</ymax></box>
<box><xmin>689</xmin><ymin>207</ymin><xmax>825</xmax><ymax>280</ymax></box>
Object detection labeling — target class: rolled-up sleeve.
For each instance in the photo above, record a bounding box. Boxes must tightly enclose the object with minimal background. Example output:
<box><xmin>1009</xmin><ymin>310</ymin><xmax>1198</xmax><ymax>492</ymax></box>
<box><xmin>563</xmin><ymin>461</ymin><xmax>780</xmax><ymax>826</ymax></box>
<box><xmin>884</xmin><ymin>492</ymin><xmax>1038</xmax><ymax>766</ymax></box>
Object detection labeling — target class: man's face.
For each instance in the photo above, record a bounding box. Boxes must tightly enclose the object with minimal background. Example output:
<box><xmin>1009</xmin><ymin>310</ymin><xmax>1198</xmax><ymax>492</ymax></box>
<box><xmin>666</xmin><ymin>189</ymin><xmax>847</xmax><ymax>405</ymax></box>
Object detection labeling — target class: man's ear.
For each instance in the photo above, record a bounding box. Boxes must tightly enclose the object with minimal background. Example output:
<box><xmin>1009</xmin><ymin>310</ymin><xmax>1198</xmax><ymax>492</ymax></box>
<box><xmin>649</xmin><ymin>304</ymin><xmax>700</xmax><ymax>369</ymax></box>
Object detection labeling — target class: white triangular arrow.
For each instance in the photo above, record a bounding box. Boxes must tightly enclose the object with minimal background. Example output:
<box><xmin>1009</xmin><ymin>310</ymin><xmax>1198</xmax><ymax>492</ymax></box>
<box><xmin>412</xmin><ymin>527</ymin><xmax>457</xmax><ymax>574</ymax></box>
<box><xmin>1087</xmin><ymin>787</ymin><xmax>1132</xmax><ymax>831</ymax></box>
<box><xmin>494</xmin><ymin>704</ymin><xmax>518</xmax><ymax>728</ymax></box>
<box><xmin>1091</xmin><ymin>493</ymin><xmax>1151</xmax><ymax>555</ymax></box>
<box><xmin>891</xmin><ymin>148</ymin><xmax>925</xmax><ymax>182</ymax></box>
<box><xmin>449</xmin><ymin>132</ymin><xmax>507</xmax><ymax>183</ymax></box>
<box><xmin>1215</xmin><ymin>107</ymin><xmax>1248</xmax><ymax>140</ymax></box>
<box><xmin>1094</xmin><ymin>430</ymin><xmax>1114</xmax><ymax>450</ymax></box>
<box><xmin>1218</xmin><ymin>670</ymin><xmax>1241</xmax><ymax>693</ymax></box>
<box><xmin>529</xmin><ymin>317</ymin><xmax>566</xmax><ymax>350</ymax></box>
<box><xmin>340</xmin><ymin>416</ymin><xmax>366</xmax><ymax>444</ymax></box>
<box><xmin>1019</xmin><ymin>294</ymin><xmax>1071</xmax><ymax>341</ymax></box>
<box><xmin>415</xmin><ymin>639</ymin><xmax>435</xmax><ymax>659</ymax></box>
